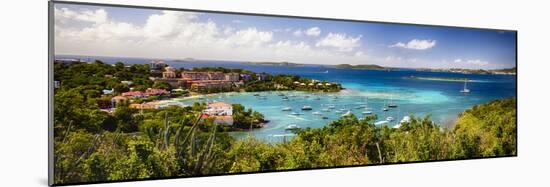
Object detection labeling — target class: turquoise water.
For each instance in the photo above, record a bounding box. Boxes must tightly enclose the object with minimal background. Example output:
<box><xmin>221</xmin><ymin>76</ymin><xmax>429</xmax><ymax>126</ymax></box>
<box><xmin>57</xmin><ymin>55</ymin><xmax>517</xmax><ymax>141</ymax></box>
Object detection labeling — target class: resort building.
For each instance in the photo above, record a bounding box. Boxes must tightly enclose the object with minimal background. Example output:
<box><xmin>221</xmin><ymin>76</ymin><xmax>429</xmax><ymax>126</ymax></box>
<box><xmin>181</xmin><ymin>72</ymin><xmax>211</xmax><ymax>80</ymax></box>
<box><xmin>188</xmin><ymin>80</ymin><xmax>233</xmax><ymax>92</ymax></box>
<box><xmin>204</xmin><ymin>102</ymin><xmax>233</xmax><ymax>116</ymax></box>
<box><xmin>225</xmin><ymin>73</ymin><xmax>240</xmax><ymax>82</ymax></box>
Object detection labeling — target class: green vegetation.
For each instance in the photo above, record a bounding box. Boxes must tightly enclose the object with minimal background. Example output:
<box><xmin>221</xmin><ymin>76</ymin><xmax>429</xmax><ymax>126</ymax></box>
<box><xmin>334</xmin><ymin>64</ymin><xmax>397</xmax><ymax>71</ymax></box>
<box><xmin>232</xmin><ymin>104</ymin><xmax>267</xmax><ymax>129</ymax></box>
<box><xmin>244</xmin><ymin>74</ymin><xmax>342</xmax><ymax>92</ymax></box>
<box><xmin>53</xmin><ymin>96</ymin><xmax>516</xmax><ymax>184</ymax></box>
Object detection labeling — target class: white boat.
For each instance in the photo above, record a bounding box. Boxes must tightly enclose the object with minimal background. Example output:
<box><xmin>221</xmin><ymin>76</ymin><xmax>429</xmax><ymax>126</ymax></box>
<box><xmin>328</xmin><ymin>105</ymin><xmax>336</xmax><ymax>109</ymax></box>
<box><xmin>362</xmin><ymin>110</ymin><xmax>373</xmax><ymax>115</ymax></box>
<box><xmin>460</xmin><ymin>79</ymin><xmax>471</xmax><ymax>93</ymax></box>
<box><xmin>341</xmin><ymin>111</ymin><xmax>352</xmax><ymax>117</ymax></box>
<box><xmin>382</xmin><ymin>107</ymin><xmax>388</xmax><ymax>111</ymax></box>
<box><xmin>291</xmin><ymin>112</ymin><xmax>301</xmax><ymax>115</ymax></box>
<box><xmin>335</xmin><ymin>110</ymin><xmax>343</xmax><ymax>114</ymax></box>
<box><xmin>388</xmin><ymin>94</ymin><xmax>398</xmax><ymax>108</ymax></box>
<box><xmin>321</xmin><ymin>108</ymin><xmax>330</xmax><ymax>112</ymax></box>
<box><xmin>282</xmin><ymin>107</ymin><xmax>292</xmax><ymax>111</ymax></box>
<box><xmin>386</xmin><ymin>116</ymin><xmax>394</xmax><ymax>121</ymax></box>
<box><xmin>312</xmin><ymin>111</ymin><xmax>322</xmax><ymax>115</ymax></box>
<box><xmin>375</xmin><ymin>120</ymin><xmax>389</xmax><ymax>125</ymax></box>
<box><xmin>285</xmin><ymin>124</ymin><xmax>300</xmax><ymax>130</ymax></box>
<box><xmin>301</xmin><ymin>105</ymin><xmax>313</xmax><ymax>110</ymax></box>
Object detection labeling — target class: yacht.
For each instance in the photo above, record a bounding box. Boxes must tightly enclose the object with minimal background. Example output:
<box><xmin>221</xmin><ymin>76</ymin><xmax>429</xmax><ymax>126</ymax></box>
<box><xmin>312</xmin><ymin>111</ymin><xmax>322</xmax><ymax>115</ymax></box>
<box><xmin>388</xmin><ymin>95</ymin><xmax>398</xmax><ymax>108</ymax></box>
<box><xmin>362</xmin><ymin>110</ymin><xmax>373</xmax><ymax>115</ymax></box>
<box><xmin>322</xmin><ymin>116</ymin><xmax>329</xmax><ymax>119</ymax></box>
<box><xmin>375</xmin><ymin>120</ymin><xmax>389</xmax><ymax>125</ymax></box>
<box><xmin>301</xmin><ymin>105</ymin><xmax>313</xmax><ymax>110</ymax></box>
<box><xmin>382</xmin><ymin>107</ymin><xmax>389</xmax><ymax>112</ymax></box>
<box><xmin>282</xmin><ymin>107</ymin><xmax>292</xmax><ymax>111</ymax></box>
<box><xmin>386</xmin><ymin>116</ymin><xmax>394</xmax><ymax>122</ymax></box>
<box><xmin>285</xmin><ymin>124</ymin><xmax>300</xmax><ymax>130</ymax></box>
<box><xmin>291</xmin><ymin>112</ymin><xmax>301</xmax><ymax>115</ymax></box>
<box><xmin>341</xmin><ymin>111</ymin><xmax>352</xmax><ymax>117</ymax></box>
<box><xmin>460</xmin><ymin>79</ymin><xmax>471</xmax><ymax>93</ymax></box>
<box><xmin>321</xmin><ymin>108</ymin><xmax>330</xmax><ymax>112</ymax></box>
<box><xmin>328</xmin><ymin>105</ymin><xmax>336</xmax><ymax>109</ymax></box>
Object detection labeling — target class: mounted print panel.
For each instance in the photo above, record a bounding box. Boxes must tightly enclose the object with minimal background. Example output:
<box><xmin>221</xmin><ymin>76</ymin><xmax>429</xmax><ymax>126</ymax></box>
<box><xmin>49</xmin><ymin>1</ymin><xmax>517</xmax><ymax>186</ymax></box>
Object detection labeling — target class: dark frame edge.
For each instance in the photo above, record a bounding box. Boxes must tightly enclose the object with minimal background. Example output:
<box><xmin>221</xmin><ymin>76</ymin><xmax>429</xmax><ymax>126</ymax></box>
<box><xmin>48</xmin><ymin>1</ymin><xmax>55</xmax><ymax>186</ymax></box>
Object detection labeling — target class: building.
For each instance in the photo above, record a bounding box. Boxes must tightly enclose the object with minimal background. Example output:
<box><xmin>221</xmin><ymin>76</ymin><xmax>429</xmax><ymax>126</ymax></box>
<box><xmin>150</xmin><ymin>60</ymin><xmax>167</xmax><ymax>70</ymax></box>
<box><xmin>122</xmin><ymin>91</ymin><xmax>145</xmax><ymax>98</ymax></box>
<box><xmin>188</xmin><ymin>80</ymin><xmax>232</xmax><ymax>92</ymax></box>
<box><xmin>144</xmin><ymin>88</ymin><xmax>169</xmax><ymax>96</ymax></box>
<box><xmin>225</xmin><ymin>73</ymin><xmax>240</xmax><ymax>82</ymax></box>
<box><xmin>162</xmin><ymin>66</ymin><xmax>177</xmax><ymax>78</ymax></box>
<box><xmin>204</xmin><ymin>102</ymin><xmax>233</xmax><ymax>116</ymax></box>
<box><xmin>209</xmin><ymin>72</ymin><xmax>226</xmax><ymax>80</ymax></box>
<box><xmin>181</xmin><ymin>72</ymin><xmax>210</xmax><ymax>80</ymax></box>
<box><xmin>129</xmin><ymin>102</ymin><xmax>160</xmax><ymax>109</ymax></box>
<box><xmin>110</xmin><ymin>96</ymin><xmax>127</xmax><ymax>108</ymax></box>
<box><xmin>201</xmin><ymin>114</ymin><xmax>234</xmax><ymax>126</ymax></box>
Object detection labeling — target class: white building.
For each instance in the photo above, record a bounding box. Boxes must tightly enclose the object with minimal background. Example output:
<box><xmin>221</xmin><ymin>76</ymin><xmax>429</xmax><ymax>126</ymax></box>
<box><xmin>204</xmin><ymin>102</ymin><xmax>233</xmax><ymax>116</ymax></box>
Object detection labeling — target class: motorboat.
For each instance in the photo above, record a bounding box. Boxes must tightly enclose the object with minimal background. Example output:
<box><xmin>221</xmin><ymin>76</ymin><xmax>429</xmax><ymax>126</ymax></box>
<box><xmin>285</xmin><ymin>124</ymin><xmax>300</xmax><ymax>130</ymax></box>
<box><xmin>301</xmin><ymin>105</ymin><xmax>313</xmax><ymax>110</ymax></box>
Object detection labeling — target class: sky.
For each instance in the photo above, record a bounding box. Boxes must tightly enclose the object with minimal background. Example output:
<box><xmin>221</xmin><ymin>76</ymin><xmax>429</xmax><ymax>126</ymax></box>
<box><xmin>53</xmin><ymin>3</ymin><xmax>517</xmax><ymax>69</ymax></box>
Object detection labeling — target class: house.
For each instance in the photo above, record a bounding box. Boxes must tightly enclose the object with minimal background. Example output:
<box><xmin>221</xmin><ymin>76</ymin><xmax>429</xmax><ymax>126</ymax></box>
<box><xmin>110</xmin><ymin>96</ymin><xmax>127</xmax><ymax>108</ymax></box>
<box><xmin>162</xmin><ymin>66</ymin><xmax>177</xmax><ymax>78</ymax></box>
<box><xmin>129</xmin><ymin>102</ymin><xmax>159</xmax><ymax>109</ymax></box>
<box><xmin>150</xmin><ymin>60</ymin><xmax>167</xmax><ymax>70</ymax></box>
<box><xmin>144</xmin><ymin>88</ymin><xmax>169</xmax><ymax>96</ymax></box>
<box><xmin>204</xmin><ymin>102</ymin><xmax>233</xmax><ymax>116</ymax></box>
<box><xmin>122</xmin><ymin>91</ymin><xmax>145</xmax><ymax>98</ymax></box>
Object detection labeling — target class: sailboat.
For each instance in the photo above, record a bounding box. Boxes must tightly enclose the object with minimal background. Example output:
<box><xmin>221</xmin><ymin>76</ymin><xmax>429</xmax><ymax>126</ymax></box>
<box><xmin>460</xmin><ymin>79</ymin><xmax>471</xmax><ymax>93</ymax></box>
<box><xmin>388</xmin><ymin>94</ymin><xmax>397</xmax><ymax>108</ymax></box>
<box><xmin>362</xmin><ymin>97</ymin><xmax>373</xmax><ymax>115</ymax></box>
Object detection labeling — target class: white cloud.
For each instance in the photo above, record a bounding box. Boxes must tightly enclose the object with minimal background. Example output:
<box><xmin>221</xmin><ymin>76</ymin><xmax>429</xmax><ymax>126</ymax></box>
<box><xmin>293</xmin><ymin>29</ymin><xmax>303</xmax><ymax>37</ymax></box>
<box><xmin>315</xmin><ymin>33</ymin><xmax>361</xmax><ymax>52</ymax></box>
<box><xmin>390</xmin><ymin>39</ymin><xmax>436</xmax><ymax>50</ymax></box>
<box><xmin>385</xmin><ymin>56</ymin><xmax>402</xmax><ymax>62</ymax></box>
<box><xmin>224</xmin><ymin>28</ymin><xmax>273</xmax><ymax>46</ymax></box>
<box><xmin>55</xmin><ymin>7</ymin><xmax>375</xmax><ymax>65</ymax></box>
<box><xmin>305</xmin><ymin>27</ymin><xmax>321</xmax><ymax>37</ymax></box>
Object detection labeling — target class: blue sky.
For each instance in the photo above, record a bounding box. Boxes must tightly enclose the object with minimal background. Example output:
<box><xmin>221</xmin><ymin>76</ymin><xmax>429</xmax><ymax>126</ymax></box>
<box><xmin>54</xmin><ymin>3</ymin><xmax>516</xmax><ymax>69</ymax></box>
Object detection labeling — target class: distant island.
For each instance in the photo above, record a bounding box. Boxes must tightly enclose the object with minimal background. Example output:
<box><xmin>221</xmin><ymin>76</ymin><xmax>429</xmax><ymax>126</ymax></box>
<box><xmin>416</xmin><ymin>67</ymin><xmax>516</xmax><ymax>75</ymax></box>
<box><xmin>245</xmin><ymin>61</ymin><xmax>302</xmax><ymax>66</ymax></box>
<box><xmin>333</xmin><ymin>64</ymin><xmax>398</xmax><ymax>71</ymax></box>
<box><xmin>173</xmin><ymin>58</ymin><xmax>197</xmax><ymax>62</ymax></box>
<box><xmin>405</xmin><ymin>76</ymin><xmax>468</xmax><ymax>82</ymax></box>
